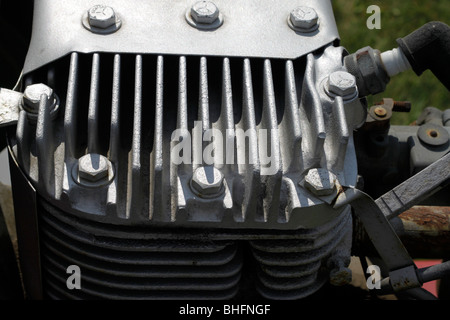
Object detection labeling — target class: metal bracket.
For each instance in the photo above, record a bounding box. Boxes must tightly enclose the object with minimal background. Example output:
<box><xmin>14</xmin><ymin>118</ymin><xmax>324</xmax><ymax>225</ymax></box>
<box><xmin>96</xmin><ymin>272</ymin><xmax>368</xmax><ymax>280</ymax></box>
<box><xmin>334</xmin><ymin>188</ymin><xmax>417</xmax><ymax>272</ymax></box>
<box><xmin>335</xmin><ymin>153</ymin><xmax>450</xmax><ymax>297</ymax></box>
<box><xmin>375</xmin><ymin>151</ymin><xmax>450</xmax><ymax>220</ymax></box>
<box><xmin>389</xmin><ymin>265</ymin><xmax>421</xmax><ymax>292</ymax></box>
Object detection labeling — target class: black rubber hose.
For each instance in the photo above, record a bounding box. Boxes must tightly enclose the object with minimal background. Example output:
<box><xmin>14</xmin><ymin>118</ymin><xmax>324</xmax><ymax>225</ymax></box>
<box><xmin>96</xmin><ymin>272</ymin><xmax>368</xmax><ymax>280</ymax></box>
<box><xmin>397</xmin><ymin>21</ymin><xmax>450</xmax><ymax>90</ymax></box>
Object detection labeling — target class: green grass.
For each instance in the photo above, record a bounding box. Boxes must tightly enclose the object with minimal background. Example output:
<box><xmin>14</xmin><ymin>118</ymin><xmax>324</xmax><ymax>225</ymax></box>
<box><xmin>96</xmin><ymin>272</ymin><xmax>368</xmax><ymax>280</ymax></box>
<box><xmin>332</xmin><ymin>0</ymin><xmax>450</xmax><ymax>125</ymax></box>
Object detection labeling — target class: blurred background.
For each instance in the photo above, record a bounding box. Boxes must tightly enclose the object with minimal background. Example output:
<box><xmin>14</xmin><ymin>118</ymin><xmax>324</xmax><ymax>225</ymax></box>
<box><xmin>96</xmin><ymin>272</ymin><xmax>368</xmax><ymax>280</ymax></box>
<box><xmin>333</xmin><ymin>0</ymin><xmax>450</xmax><ymax>125</ymax></box>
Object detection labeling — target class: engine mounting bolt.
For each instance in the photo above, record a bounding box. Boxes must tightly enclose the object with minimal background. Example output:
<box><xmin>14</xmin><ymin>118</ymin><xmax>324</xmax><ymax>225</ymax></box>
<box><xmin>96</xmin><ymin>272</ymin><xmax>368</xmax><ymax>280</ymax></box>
<box><xmin>191</xmin><ymin>166</ymin><xmax>224</xmax><ymax>197</ymax></box>
<box><xmin>327</xmin><ymin>71</ymin><xmax>357</xmax><ymax>97</ymax></box>
<box><xmin>190</xmin><ymin>1</ymin><xmax>220</xmax><ymax>24</ymax></box>
<box><xmin>304</xmin><ymin>168</ymin><xmax>337</xmax><ymax>196</ymax></box>
<box><xmin>78</xmin><ymin>153</ymin><xmax>111</xmax><ymax>182</ymax></box>
<box><xmin>374</xmin><ymin>106</ymin><xmax>387</xmax><ymax>117</ymax></box>
<box><xmin>22</xmin><ymin>83</ymin><xmax>54</xmax><ymax>114</ymax></box>
<box><xmin>289</xmin><ymin>6</ymin><xmax>319</xmax><ymax>30</ymax></box>
<box><xmin>88</xmin><ymin>5</ymin><xmax>117</xmax><ymax>29</ymax></box>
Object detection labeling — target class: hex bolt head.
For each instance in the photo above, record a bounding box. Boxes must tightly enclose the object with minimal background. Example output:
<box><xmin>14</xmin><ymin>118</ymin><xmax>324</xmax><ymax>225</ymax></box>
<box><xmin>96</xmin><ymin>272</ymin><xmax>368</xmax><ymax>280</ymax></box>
<box><xmin>22</xmin><ymin>83</ymin><xmax>54</xmax><ymax>113</ymax></box>
<box><xmin>304</xmin><ymin>168</ymin><xmax>337</xmax><ymax>196</ymax></box>
<box><xmin>327</xmin><ymin>71</ymin><xmax>357</xmax><ymax>97</ymax></box>
<box><xmin>290</xmin><ymin>6</ymin><xmax>319</xmax><ymax>30</ymax></box>
<box><xmin>88</xmin><ymin>5</ymin><xmax>117</xmax><ymax>29</ymax></box>
<box><xmin>78</xmin><ymin>153</ymin><xmax>110</xmax><ymax>182</ymax></box>
<box><xmin>191</xmin><ymin>166</ymin><xmax>224</xmax><ymax>197</ymax></box>
<box><xmin>190</xmin><ymin>1</ymin><xmax>219</xmax><ymax>24</ymax></box>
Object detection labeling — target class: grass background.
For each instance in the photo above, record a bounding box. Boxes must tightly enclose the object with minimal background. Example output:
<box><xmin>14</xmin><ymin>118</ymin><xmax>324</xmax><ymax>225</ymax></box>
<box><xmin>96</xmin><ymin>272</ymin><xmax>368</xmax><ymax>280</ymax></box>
<box><xmin>332</xmin><ymin>0</ymin><xmax>450</xmax><ymax>125</ymax></box>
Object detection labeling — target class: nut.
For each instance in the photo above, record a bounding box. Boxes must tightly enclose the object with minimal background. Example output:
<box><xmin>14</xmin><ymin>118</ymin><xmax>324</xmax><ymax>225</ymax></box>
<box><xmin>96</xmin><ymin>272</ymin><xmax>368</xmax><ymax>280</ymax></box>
<box><xmin>191</xmin><ymin>166</ymin><xmax>224</xmax><ymax>196</ymax></box>
<box><xmin>22</xmin><ymin>83</ymin><xmax>54</xmax><ymax>113</ymax></box>
<box><xmin>290</xmin><ymin>6</ymin><xmax>318</xmax><ymax>30</ymax></box>
<box><xmin>327</xmin><ymin>71</ymin><xmax>357</xmax><ymax>97</ymax></box>
<box><xmin>190</xmin><ymin>1</ymin><xmax>219</xmax><ymax>24</ymax></box>
<box><xmin>88</xmin><ymin>5</ymin><xmax>117</xmax><ymax>29</ymax></box>
<box><xmin>78</xmin><ymin>153</ymin><xmax>110</xmax><ymax>182</ymax></box>
<box><xmin>374</xmin><ymin>106</ymin><xmax>387</xmax><ymax>117</ymax></box>
<box><xmin>304</xmin><ymin>168</ymin><xmax>337</xmax><ymax>196</ymax></box>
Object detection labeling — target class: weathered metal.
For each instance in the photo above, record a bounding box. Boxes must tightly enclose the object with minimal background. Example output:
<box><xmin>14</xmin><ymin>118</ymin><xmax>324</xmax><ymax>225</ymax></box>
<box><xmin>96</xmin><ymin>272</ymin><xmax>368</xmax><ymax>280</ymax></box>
<box><xmin>393</xmin><ymin>206</ymin><xmax>450</xmax><ymax>258</ymax></box>
<box><xmin>375</xmin><ymin>152</ymin><xmax>450</xmax><ymax>220</ymax></box>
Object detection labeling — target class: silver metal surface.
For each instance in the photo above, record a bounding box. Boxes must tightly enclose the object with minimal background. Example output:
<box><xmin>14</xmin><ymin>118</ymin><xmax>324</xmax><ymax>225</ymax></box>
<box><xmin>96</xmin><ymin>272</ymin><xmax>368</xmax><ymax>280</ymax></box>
<box><xmin>23</xmin><ymin>0</ymin><xmax>340</xmax><ymax>74</ymax></box>
<box><xmin>190</xmin><ymin>166</ymin><xmax>225</xmax><ymax>197</ymax></box>
<box><xmin>12</xmin><ymin>44</ymin><xmax>366</xmax><ymax>229</ymax></box>
<box><xmin>288</xmin><ymin>6</ymin><xmax>319</xmax><ymax>32</ymax></box>
<box><xmin>21</xmin><ymin>84</ymin><xmax>59</xmax><ymax>123</ymax></box>
<box><xmin>304</xmin><ymin>168</ymin><xmax>337</xmax><ymax>196</ymax></box>
<box><xmin>334</xmin><ymin>187</ymin><xmax>415</xmax><ymax>271</ymax></box>
<box><xmin>0</xmin><ymin>88</ymin><xmax>22</xmax><ymax>128</ymax></box>
<box><xmin>11</xmin><ymin>1</ymin><xmax>361</xmax><ymax>299</ymax></box>
<box><xmin>77</xmin><ymin>153</ymin><xmax>110</xmax><ymax>182</ymax></box>
<box><xmin>375</xmin><ymin>152</ymin><xmax>450</xmax><ymax>220</ymax></box>
<box><xmin>326</xmin><ymin>71</ymin><xmax>357</xmax><ymax>98</ymax></box>
<box><xmin>88</xmin><ymin>5</ymin><xmax>117</xmax><ymax>29</ymax></box>
<box><xmin>22</xmin><ymin>84</ymin><xmax>53</xmax><ymax>113</ymax></box>
<box><xmin>190</xmin><ymin>1</ymin><xmax>219</xmax><ymax>24</ymax></box>
<box><xmin>82</xmin><ymin>4</ymin><xmax>122</xmax><ymax>34</ymax></box>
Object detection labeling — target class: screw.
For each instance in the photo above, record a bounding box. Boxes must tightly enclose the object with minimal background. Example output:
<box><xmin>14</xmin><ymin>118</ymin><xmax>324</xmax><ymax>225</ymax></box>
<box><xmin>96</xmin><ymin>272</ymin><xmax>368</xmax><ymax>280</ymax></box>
<box><xmin>304</xmin><ymin>168</ymin><xmax>337</xmax><ymax>196</ymax></box>
<box><xmin>88</xmin><ymin>5</ymin><xmax>117</xmax><ymax>29</ymax></box>
<box><xmin>327</xmin><ymin>71</ymin><xmax>357</xmax><ymax>97</ymax></box>
<box><xmin>190</xmin><ymin>1</ymin><xmax>219</xmax><ymax>24</ymax></box>
<box><xmin>22</xmin><ymin>83</ymin><xmax>55</xmax><ymax>114</ymax></box>
<box><xmin>290</xmin><ymin>6</ymin><xmax>319</xmax><ymax>30</ymax></box>
<box><xmin>374</xmin><ymin>106</ymin><xmax>387</xmax><ymax>117</ymax></box>
<box><xmin>78</xmin><ymin>153</ymin><xmax>110</xmax><ymax>183</ymax></box>
<box><xmin>191</xmin><ymin>166</ymin><xmax>224</xmax><ymax>197</ymax></box>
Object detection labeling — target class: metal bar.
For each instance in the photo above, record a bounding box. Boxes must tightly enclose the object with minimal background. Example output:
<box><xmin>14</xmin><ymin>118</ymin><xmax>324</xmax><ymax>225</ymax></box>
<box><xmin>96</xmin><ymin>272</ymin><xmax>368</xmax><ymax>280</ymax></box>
<box><xmin>418</xmin><ymin>260</ymin><xmax>450</xmax><ymax>284</ymax></box>
<box><xmin>392</xmin><ymin>205</ymin><xmax>450</xmax><ymax>258</ymax></box>
<box><xmin>334</xmin><ymin>188</ymin><xmax>416</xmax><ymax>271</ymax></box>
<box><xmin>376</xmin><ymin>152</ymin><xmax>450</xmax><ymax>220</ymax></box>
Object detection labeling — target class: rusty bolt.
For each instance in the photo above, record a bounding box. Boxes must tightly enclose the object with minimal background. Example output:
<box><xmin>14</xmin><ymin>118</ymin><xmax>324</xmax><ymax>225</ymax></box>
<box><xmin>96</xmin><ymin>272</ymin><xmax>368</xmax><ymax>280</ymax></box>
<box><xmin>374</xmin><ymin>106</ymin><xmax>387</xmax><ymax>117</ymax></box>
<box><xmin>304</xmin><ymin>168</ymin><xmax>337</xmax><ymax>196</ymax></box>
<box><xmin>392</xmin><ymin>100</ymin><xmax>412</xmax><ymax>112</ymax></box>
<box><xmin>290</xmin><ymin>6</ymin><xmax>319</xmax><ymax>30</ymax></box>
<box><xmin>22</xmin><ymin>83</ymin><xmax>54</xmax><ymax>114</ymax></box>
<box><xmin>191</xmin><ymin>166</ymin><xmax>224</xmax><ymax>197</ymax></box>
<box><xmin>88</xmin><ymin>5</ymin><xmax>117</xmax><ymax>29</ymax></box>
<box><xmin>78</xmin><ymin>153</ymin><xmax>110</xmax><ymax>182</ymax></box>
<box><xmin>327</xmin><ymin>71</ymin><xmax>357</xmax><ymax>97</ymax></box>
<box><xmin>190</xmin><ymin>1</ymin><xmax>219</xmax><ymax>24</ymax></box>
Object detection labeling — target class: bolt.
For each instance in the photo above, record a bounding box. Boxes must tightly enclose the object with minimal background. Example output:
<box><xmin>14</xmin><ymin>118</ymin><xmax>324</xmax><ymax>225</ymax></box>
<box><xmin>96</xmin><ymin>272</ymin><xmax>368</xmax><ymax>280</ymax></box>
<box><xmin>88</xmin><ymin>5</ymin><xmax>117</xmax><ymax>29</ymax></box>
<box><xmin>191</xmin><ymin>166</ymin><xmax>224</xmax><ymax>197</ymax></box>
<box><xmin>78</xmin><ymin>153</ymin><xmax>110</xmax><ymax>182</ymax></box>
<box><xmin>190</xmin><ymin>1</ymin><xmax>219</xmax><ymax>24</ymax></box>
<box><xmin>22</xmin><ymin>83</ymin><xmax>55</xmax><ymax>114</ymax></box>
<box><xmin>329</xmin><ymin>267</ymin><xmax>353</xmax><ymax>286</ymax></box>
<box><xmin>327</xmin><ymin>71</ymin><xmax>357</xmax><ymax>97</ymax></box>
<box><xmin>304</xmin><ymin>168</ymin><xmax>337</xmax><ymax>196</ymax></box>
<box><xmin>392</xmin><ymin>100</ymin><xmax>412</xmax><ymax>113</ymax></box>
<box><xmin>290</xmin><ymin>6</ymin><xmax>319</xmax><ymax>30</ymax></box>
<box><xmin>374</xmin><ymin>106</ymin><xmax>387</xmax><ymax>117</ymax></box>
